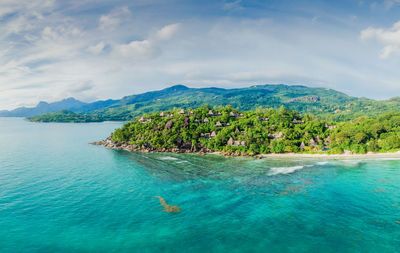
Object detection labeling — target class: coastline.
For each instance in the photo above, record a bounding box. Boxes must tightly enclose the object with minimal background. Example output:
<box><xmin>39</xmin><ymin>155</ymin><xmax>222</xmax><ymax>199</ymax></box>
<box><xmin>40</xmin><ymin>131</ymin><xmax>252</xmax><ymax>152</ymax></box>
<box><xmin>259</xmin><ymin>152</ymin><xmax>400</xmax><ymax>159</ymax></box>
<box><xmin>92</xmin><ymin>138</ymin><xmax>400</xmax><ymax>159</ymax></box>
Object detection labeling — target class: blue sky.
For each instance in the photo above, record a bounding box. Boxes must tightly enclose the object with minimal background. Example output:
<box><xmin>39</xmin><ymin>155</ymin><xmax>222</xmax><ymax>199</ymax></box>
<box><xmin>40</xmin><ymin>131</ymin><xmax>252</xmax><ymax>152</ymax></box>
<box><xmin>1</xmin><ymin>0</ymin><xmax>400</xmax><ymax>109</ymax></box>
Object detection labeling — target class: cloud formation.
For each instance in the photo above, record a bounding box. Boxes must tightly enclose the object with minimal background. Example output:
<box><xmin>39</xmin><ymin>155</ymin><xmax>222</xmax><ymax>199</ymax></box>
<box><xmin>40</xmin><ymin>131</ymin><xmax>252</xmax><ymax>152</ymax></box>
<box><xmin>99</xmin><ymin>6</ymin><xmax>131</xmax><ymax>30</ymax></box>
<box><xmin>361</xmin><ymin>21</ymin><xmax>400</xmax><ymax>58</ymax></box>
<box><xmin>2</xmin><ymin>0</ymin><xmax>400</xmax><ymax>110</ymax></box>
<box><xmin>156</xmin><ymin>23</ymin><xmax>181</xmax><ymax>40</ymax></box>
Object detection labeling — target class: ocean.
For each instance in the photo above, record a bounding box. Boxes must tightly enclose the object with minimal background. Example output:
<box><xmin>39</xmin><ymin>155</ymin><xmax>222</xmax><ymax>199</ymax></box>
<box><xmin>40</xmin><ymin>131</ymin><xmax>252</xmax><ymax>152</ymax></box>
<box><xmin>1</xmin><ymin>117</ymin><xmax>399</xmax><ymax>252</ymax></box>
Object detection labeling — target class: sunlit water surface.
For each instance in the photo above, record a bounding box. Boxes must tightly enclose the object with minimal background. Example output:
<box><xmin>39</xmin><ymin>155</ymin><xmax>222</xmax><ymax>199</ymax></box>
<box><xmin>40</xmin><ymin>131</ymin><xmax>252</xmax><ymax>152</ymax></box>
<box><xmin>1</xmin><ymin>118</ymin><xmax>400</xmax><ymax>252</ymax></box>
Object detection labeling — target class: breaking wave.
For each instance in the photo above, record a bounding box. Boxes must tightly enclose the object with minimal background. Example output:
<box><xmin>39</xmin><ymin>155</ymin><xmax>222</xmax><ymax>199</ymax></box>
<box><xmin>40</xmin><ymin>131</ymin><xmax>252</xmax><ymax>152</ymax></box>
<box><xmin>268</xmin><ymin>166</ymin><xmax>304</xmax><ymax>175</ymax></box>
<box><xmin>158</xmin><ymin>156</ymin><xmax>179</xmax><ymax>161</ymax></box>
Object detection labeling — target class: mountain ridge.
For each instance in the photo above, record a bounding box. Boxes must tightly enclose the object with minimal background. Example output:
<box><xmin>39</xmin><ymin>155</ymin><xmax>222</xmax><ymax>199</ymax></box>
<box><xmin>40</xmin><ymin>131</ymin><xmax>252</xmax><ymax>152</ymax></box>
<box><xmin>25</xmin><ymin>83</ymin><xmax>400</xmax><ymax>122</ymax></box>
<box><xmin>0</xmin><ymin>98</ymin><xmax>87</xmax><ymax>117</ymax></box>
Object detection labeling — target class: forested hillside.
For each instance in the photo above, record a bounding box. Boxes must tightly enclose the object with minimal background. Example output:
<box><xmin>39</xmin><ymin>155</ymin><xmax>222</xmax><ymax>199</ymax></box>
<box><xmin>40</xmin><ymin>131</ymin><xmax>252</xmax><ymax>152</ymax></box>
<box><xmin>27</xmin><ymin>84</ymin><xmax>400</xmax><ymax>122</ymax></box>
<box><xmin>107</xmin><ymin>105</ymin><xmax>400</xmax><ymax>155</ymax></box>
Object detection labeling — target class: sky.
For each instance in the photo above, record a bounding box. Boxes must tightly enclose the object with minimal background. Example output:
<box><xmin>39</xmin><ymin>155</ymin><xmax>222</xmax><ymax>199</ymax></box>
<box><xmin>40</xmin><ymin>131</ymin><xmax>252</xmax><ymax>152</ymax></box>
<box><xmin>1</xmin><ymin>0</ymin><xmax>400</xmax><ymax>110</ymax></box>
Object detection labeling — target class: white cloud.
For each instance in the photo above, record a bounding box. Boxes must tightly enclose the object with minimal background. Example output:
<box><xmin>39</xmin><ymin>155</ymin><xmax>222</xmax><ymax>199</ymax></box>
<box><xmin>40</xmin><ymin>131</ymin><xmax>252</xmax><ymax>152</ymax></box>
<box><xmin>361</xmin><ymin>21</ymin><xmax>400</xmax><ymax>58</ymax></box>
<box><xmin>99</xmin><ymin>6</ymin><xmax>131</xmax><ymax>30</ymax></box>
<box><xmin>113</xmin><ymin>23</ymin><xmax>181</xmax><ymax>60</ymax></box>
<box><xmin>156</xmin><ymin>23</ymin><xmax>181</xmax><ymax>40</ymax></box>
<box><xmin>114</xmin><ymin>39</ymin><xmax>156</xmax><ymax>59</ymax></box>
<box><xmin>88</xmin><ymin>41</ymin><xmax>106</xmax><ymax>54</ymax></box>
<box><xmin>223</xmin><ymin>0</ymin><xmax>243</xmax><ymax>11</ymax></box>
<box><xmin>384</xmin><ymin>0</ymin><xmax>400</xmax><ymax>9</ymax></box>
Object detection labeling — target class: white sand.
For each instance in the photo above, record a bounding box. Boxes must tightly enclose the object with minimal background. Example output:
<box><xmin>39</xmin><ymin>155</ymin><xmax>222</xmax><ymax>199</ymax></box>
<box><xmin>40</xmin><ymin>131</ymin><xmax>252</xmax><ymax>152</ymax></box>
<box><xmin>259</xmin><ymin>151</ymin><xmax>400</xmax><ymax>159</ymax></box>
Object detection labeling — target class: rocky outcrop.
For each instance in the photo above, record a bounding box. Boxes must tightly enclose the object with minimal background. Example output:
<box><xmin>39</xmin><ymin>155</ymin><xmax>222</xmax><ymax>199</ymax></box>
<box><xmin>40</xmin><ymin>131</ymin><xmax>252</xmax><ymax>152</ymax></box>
<box><xmin>288</xmin><ymin>95</ymin><xmax>320</xmax><ymax>103</ymax></box>
<box><xmin>91</xmin><ymin>137</ymin><xmax>259</xmax><ymax>157</ymax></box>
<box><xmin>165</xmin><ymin>120</ymin><xmax>174</xmax><ymax>130</ymax></box>
<box><xmin>182</xmin><ymin>117</ymin><xmax>190</xmax><ymax>128</ymax></box>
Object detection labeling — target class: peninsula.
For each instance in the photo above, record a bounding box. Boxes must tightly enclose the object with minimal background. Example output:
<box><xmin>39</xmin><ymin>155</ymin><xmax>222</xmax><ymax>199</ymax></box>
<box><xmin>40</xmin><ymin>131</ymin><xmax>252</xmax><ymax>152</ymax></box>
<box><xmin>93</xmin><ymin>105</ymin><xmax>400</xmax><ymax>156</ymax></box>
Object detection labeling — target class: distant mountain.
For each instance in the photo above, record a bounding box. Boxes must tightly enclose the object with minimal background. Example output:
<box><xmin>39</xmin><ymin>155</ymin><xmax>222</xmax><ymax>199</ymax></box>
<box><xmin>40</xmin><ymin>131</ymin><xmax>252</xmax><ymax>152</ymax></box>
<box><xmin>83</xmin><ymin>84</ymin><xmax>360</xmax><ymax>121</ymax></box>
<box><xmin>0</xmin><ymin>98</ymin><xmax>87</xmax><ymax>117</ymax></box>
<box><xmin>27</xmin><ymin>83</ymin><xmax>400</xmax><ymax>123</ymax></box>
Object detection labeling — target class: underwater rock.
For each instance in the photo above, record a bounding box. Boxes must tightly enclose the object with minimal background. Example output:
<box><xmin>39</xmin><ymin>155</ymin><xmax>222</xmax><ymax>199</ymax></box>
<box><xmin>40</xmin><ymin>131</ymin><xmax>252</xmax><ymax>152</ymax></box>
<box><xmin>155</xmin><ymin>196</ymin><xmax>181</xmax><ymax>213</ymax></box>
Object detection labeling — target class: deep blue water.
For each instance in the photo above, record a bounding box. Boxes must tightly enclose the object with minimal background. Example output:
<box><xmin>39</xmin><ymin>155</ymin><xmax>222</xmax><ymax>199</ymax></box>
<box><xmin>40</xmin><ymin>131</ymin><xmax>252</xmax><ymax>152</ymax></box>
<box><xmin>1</xmin><ymin>117</ymin><xmax>400</xmax><ymax>252</ymax></box>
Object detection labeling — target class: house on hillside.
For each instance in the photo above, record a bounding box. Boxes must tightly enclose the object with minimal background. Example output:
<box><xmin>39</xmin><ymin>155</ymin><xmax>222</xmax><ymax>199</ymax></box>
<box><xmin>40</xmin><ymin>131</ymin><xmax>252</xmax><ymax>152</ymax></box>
<box><xmin>227</xmin><ymin>137</ymin><xmax>246</xmax><ymax>146</ymax></box>
<box><xmin>160</xmin><ymin>112</ymin><xmax>166</xmax><ymax>117</ymax></box>
<box><xmin>189</xmin><ymin>111</ymin><xmax>194</xmax><ymax>115</ymax></box>
<box><xmin>292</xmin><ymin>119</ymin><xmax>305</xmax><ymax>124</ymax></box>
<box><xmin>325</xmin><ymin>123</ymin><xmax>337</xmax><ymax>130</ymax></box>
<box><xmin>215</xmin><ymin>121</ymin><xmax>223</xmax><ymax>127</ymax></box>
<box><xmin>139</xmin><ymin>117</ymin><xmax>152</xmax><ymax>123</ymax></box>
<box><xmin>309</xmin><ymin>138</ymin><xmax>317</xmax><ymax>147</ymax></box>
<box><xmin>230</xmin><ymin>112</ymin><xmax>236</xmax><ymax>117</ymax></box>
<box><xmin>300</xmin><ymin>142</ymin><xmax>306</xmax><ymax>149</ymax></box>
<box><xmin>211</xmin><ymin>131</ymin><xmax>217</xmax><ymax>138</ymax></box>
<box><xmin>270</xmin><ymin>132</ymin><xmax>283</xmax><ymax>140</ymax></box>
<box><xmin>200</xmin><ymin>133</ymin><xmax>211</xmax><ymax>138</ymax></box>
<box><xmin>203</xmin><ymin>117</ymin><xmax>210</xmax><ymax>123</ymax></box>
<box><xmin>208</xmin><ymin>110</ymin><xmax>214</xmax><ymax>116</ymax></box>
<box><xmin>179</xmin><ymin>109</ymin><xmax>185</xmax><ymax>115</ymax></box>
<box><xmin>233</xmin><ymin>140</ymin><xmax>246</xmax><ymax>146</ymax></box>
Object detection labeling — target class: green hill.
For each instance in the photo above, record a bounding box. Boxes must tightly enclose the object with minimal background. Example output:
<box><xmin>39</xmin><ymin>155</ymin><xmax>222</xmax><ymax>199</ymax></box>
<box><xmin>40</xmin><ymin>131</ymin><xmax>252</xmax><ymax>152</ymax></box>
<box><xmin>29</xmin><ymin>110</ymin><xmax>102</xmax><ymax>123</ymax></box>
<box><xmin>26</xmin><ymin>84</ymin><xmax>400</xmax><ymax>122</ymax></box>
<box><xmin>105</xmin><ymin>105</ymin><xmax>400</xmax><ymax>155</ymax></box>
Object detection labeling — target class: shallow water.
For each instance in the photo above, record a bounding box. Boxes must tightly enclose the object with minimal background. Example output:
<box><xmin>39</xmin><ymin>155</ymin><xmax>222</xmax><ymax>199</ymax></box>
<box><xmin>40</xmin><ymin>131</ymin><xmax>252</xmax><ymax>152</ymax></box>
<box><xmin>1</xmin><ymin>118</ymin><xmax>400</xmax><ymax>252</ymax></box>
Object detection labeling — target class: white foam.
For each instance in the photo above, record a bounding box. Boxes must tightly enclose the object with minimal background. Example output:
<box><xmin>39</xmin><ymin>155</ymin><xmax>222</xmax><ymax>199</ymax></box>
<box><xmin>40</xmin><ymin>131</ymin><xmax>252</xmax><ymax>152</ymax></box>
<box><xmin>175</xmin><ymin>161</ymin><xmax>188</xmax><ymax>164</ymax></box>
<box><xmin>268</xmin><ymin>166</ymin><xmax>304</xmax><ymax>175</ymax></box>
<box><xmin>316</xmin><ymin>161</ymin><xmax>328</xmax><ymax>165</ymax></box>
<box><xmin>158</xmin><ymin>156</ymin><xmax>179</xmax><ymax>161</ymax></box>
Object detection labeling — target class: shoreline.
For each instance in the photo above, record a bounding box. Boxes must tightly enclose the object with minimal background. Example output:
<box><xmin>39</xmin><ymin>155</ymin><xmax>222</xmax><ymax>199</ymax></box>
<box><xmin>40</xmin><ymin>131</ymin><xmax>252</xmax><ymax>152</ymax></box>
<box><xmin>259</xmin><ymin>152</ymin><xmax>400</xmax><ymax>159</ymax></box>
<box><xmin>92</xmin><ymin>138</ymin><xmax>400</xmax><ymax>160</ymax></box>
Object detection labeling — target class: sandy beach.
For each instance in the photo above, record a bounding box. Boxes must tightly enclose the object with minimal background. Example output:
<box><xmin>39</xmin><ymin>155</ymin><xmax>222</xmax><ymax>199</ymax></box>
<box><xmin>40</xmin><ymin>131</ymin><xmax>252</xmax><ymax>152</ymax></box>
<box><xmin>259</xmin><ymin>151</ymin><xmax>400</xmax><ymax>159</ymax></box>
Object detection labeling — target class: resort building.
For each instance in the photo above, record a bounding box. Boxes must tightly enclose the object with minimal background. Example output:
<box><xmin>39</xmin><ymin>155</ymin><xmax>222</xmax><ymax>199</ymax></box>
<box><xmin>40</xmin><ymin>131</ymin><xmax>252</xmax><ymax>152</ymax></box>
<box><xmin>227</xmin><ymin>137</ymin><xmax>246</xmax><ymax>146</ymax></box>
<box><xmin>309</xmin><ymin>138</ymin><xmax>318</xmax><ymax>147</ymax></box>
<box><xmin>139</xmin><ymin>117</ymin><xmax>152</xmax><ymax>123</ymax></box>
<box><xmin>325</xmin><ymin>123</ymin><xmax>337</xmax><ymax>130</ymax></box>
<box><xmin>270</xmin><ymin>132</ymin><xmax>283</xmax><ymax>140</ymax></box>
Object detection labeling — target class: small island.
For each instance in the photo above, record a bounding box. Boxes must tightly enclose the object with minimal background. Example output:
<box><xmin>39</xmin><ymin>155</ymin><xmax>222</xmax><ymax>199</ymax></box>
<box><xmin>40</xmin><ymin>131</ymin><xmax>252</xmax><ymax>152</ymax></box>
<box><xmin>92</xmin><ymin>105</ymin><xmax>400</xmax><ymax>156</ymax></box>
<box><xmin>28</xmin><ymin>110</ymin><xmax>102</xmax><ymax>123</ymax></box>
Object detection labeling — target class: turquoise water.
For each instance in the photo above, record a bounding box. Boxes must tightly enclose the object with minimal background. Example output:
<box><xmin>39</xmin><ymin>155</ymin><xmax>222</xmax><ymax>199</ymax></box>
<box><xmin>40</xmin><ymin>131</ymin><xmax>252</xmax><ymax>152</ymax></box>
<box><xmin>1</xmin><ymin>118</ymin><xmax>400</xmax><ymax>252</ymax></box>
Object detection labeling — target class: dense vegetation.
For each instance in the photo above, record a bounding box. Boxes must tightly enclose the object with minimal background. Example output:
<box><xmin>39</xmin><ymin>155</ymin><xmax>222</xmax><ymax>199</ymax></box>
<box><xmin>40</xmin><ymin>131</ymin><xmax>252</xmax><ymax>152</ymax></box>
<box><xmin>110</xmin><ymin>105</ymin><xmax>400</xmax><ymax>155</ymax></box>
<box><xmin>22</xmin><ymin>84</ymin><xmax>400</xmax><ymax>122</ymax></box>
<box><xmin>28</xmin><ymin>110</ymin><xmax>102</xmax><ymax>123</ymax></box>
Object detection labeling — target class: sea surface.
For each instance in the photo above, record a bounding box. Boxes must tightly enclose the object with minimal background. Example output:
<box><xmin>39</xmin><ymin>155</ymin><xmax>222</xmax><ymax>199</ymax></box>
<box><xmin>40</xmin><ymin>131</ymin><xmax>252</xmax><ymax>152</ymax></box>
<box><xmin>1</xmin><ymin>117</ymin><xmax>400</xmax><ymax>253</ymax></box>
